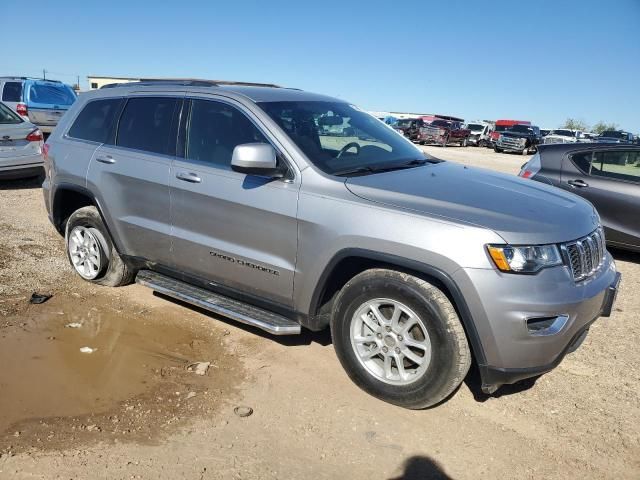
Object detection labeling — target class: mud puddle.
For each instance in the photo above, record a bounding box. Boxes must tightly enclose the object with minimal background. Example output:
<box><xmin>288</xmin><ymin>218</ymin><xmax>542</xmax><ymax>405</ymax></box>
<box><xmin>0</xmin><ymin>293</ymin><xmax>242</xmax><ymax>452</ymax></box>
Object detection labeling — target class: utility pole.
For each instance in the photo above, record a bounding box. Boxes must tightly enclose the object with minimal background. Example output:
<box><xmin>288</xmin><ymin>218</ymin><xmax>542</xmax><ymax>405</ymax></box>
<box><xmin>42</xmin><ymin>69</ymin><xmax>46</xmax><ymax>80</ymax></box>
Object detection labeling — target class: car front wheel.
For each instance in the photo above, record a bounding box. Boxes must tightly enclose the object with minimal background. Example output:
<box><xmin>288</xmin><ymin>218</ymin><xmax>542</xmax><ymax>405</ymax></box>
<box><xmin>65</xmin><ymin>206</ymin><xmax>134</xmax><ymax>287</ymax></box>
<box><xmin>330</xmin><ymin>269</ymin><xmax>471</xmax><ymax>409</ymax></box>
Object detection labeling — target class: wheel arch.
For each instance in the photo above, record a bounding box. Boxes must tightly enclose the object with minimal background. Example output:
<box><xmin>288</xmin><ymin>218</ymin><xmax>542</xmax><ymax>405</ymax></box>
<box><xmin>51</xmin><ymin>183</ymin><xmax>124</xmax><ymax>254</ymax></box>
<box><xmin>306</xmin><ymin>248</ymin><xmax>487</xmax><ymax>366</ymax></box>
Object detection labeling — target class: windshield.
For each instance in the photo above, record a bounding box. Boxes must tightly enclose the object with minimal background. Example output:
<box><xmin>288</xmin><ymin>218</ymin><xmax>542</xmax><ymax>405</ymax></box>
<box><xmin>467</xmin><ymin>124</ymin><xmax>484</xmax><ymax>132</ymax></box>
<box><xmin>551</xmin><ymin>129</ymin><xmax>574</xmax><ymax>137</ymax></box>
<box><xmin>508</xmin><ymin>125</ymin><xmax>533</xmax><ymax>133</ymax></box>
<box><xmin>396</xmin><ymin>119</ymin><xmax>413</xmax><ymax>127</ymax></box>
<box><xmin>259</xmin><ymin>101</ymin><xmax>428</xmax><ymax>175</ymax></box>
<box><xmin>0</xmin><ymin>102</ymin><xmax>22</xmax><ymax>124</ymax></box>
<box><xmin>431</xmin><ymin>119</ymin><xmax>452</xmax><ymax>128</ymax></box>
<box><xmin>600</xmin><ymin>131</ymin><xmax>625</xmax><ymax>139</ymax></box>
<box><xmin>28</xmin><ymin>83</ymin><xmax>76</xmax><ymax>106</ymax></box>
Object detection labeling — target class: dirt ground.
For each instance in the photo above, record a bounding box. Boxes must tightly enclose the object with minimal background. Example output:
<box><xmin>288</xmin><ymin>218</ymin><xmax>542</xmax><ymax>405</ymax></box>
<box><xmin>0</xmin><ymin>146</ymin><xmax>638</xmax><ymax>480</ymax></box>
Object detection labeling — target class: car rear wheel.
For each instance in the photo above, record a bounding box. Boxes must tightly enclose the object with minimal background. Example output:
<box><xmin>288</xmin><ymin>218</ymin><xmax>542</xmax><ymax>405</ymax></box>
<box><xmin>494</xmin><ymin>146</ymin><xmax>503</xmax><ymax>153</ymax></box>
<box><xmin>65</xmin><ymin>206</ymin><xmax>134</xmax><ymax>287</ymax></box>
<box><xmin>330</xmin><ymin>269</ymin><xmax>471</xmax><ymax>409</ymax></box>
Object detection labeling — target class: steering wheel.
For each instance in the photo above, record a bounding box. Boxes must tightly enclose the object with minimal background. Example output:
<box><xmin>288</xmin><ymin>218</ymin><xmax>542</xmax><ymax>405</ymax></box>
<box><xmin>336</xmin><ymin>142</ymin><xmax>361</xmax><ymax>159</ymax></box>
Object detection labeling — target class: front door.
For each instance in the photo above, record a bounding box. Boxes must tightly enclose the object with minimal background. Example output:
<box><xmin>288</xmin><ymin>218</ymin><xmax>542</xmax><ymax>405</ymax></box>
<box><xmin>169</xmin><ymin>97</ymin><xmax>299</xmax><ymax>307</ymax></box>
<box><xmin>561</xmin><ymin>149</ymin><xmax>640</xmax><ymax>248</ymax></box>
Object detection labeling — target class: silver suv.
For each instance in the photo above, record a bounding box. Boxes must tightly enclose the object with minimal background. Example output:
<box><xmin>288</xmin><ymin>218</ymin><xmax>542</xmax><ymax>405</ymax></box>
<box><xmin>43</xmin><ymin>80</ymin><xmax>621</xmax><ymax>409</ymax></box>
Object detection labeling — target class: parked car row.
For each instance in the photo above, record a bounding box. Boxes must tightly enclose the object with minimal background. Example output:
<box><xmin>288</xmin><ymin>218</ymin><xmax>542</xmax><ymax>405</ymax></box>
<box><xmin>390</xmin><ymin>111</ymin><xmax>638</xmax><ymax>156</ymax></box>
<box><xmin>0</xmin><ymin>76</ymin><xmax>77</xmax><ymax>179</ymax></box>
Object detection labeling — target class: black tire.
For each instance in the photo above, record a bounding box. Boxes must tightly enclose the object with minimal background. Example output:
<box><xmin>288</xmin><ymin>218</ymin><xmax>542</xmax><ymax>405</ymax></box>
<box><xmin>65</xmin><ymin>206</ymin><xmax>135</xmax><ymax>287</ymax></box>
<box><xmin>330</xmin><ymin>269</ymin><xmax>471</xmax><ymax>409</ymax></box>
<box><xmin>478</xmin><ymin>139</ymin><xmax>486</xmax><ymax>148</ymax></box>
<box><xmin>494</xmin><ymin>146</ymin><xmax>503</xmax><ymax>153</ymax></box>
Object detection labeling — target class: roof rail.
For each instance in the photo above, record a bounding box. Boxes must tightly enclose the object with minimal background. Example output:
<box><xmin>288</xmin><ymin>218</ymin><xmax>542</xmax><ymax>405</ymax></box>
<box><xmin>0</xmin><ymin>76</ymin><xmax>62</xmax><ymax>82</ymax></box>
<box><xmin>100</xmin><ymin>78</ymin><xmax>281</xmax><ymax>89</ymax></box>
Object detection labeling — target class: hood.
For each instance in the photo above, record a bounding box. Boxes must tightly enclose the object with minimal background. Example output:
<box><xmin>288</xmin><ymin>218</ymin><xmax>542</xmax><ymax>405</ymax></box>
<box><xmin>345</xmin><ymin>162</ymin><xmax>598</xmax><ymax>244</ymax></box>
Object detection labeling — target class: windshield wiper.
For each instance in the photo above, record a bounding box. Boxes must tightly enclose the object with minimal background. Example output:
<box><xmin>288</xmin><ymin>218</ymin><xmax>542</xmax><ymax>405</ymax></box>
<box><xmin>334</xmin><ymin>158</ymin><xmax>443</xmax><ymax>177</ymax></box>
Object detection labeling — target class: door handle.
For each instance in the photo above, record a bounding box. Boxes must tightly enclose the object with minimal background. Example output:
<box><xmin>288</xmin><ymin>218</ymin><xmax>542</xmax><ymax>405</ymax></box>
<box><xmin>176</xmin><ymin>172</ymin><xmax>202</xmax><ymax>184</ymax></box>
<box><xmin>568</xmin><ymin>179</ymin><xmax>589</xmax><ymax>188</ymax></box>
<box><xmin>96</xmin><ymin>155</ymin><xmax>116</xmax><ymax>164</ymax></box>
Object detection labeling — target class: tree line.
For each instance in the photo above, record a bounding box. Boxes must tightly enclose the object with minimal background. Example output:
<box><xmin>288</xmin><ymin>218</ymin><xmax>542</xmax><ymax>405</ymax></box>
<box><xmin>560</xmin><ymin>118</ymin><xmax>622</xmax><ymax>134</ymax></box>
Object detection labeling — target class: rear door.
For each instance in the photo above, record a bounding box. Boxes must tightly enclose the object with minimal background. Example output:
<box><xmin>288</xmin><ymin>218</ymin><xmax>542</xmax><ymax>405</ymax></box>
<box><xmin>169</xmin><ymin>96</ymin><xmax>299</xmax><ymax>307</ymax></box>
<box><xmin>561</xmin><ymin>149</ymin><xmax>640</xmax><ymax>248</ymax></box>
<box><xmin>87</xmin><ymin>94</ymin><xmax>181</xmax><ymax>265</ymax></box>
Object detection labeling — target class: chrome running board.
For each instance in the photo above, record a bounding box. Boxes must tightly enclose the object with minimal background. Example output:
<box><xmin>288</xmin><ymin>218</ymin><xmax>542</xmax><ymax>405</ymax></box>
<box><xmin>136</xmin><ymin>270</ymin><xmax>301</xmax><ymax>335</ymax></box>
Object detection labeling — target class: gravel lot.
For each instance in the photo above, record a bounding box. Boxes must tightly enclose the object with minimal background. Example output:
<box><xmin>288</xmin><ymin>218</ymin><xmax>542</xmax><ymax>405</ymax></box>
<box><xmin>0</xmin><ymin>146</ymin><xmax>638</xmax><ymax>479</ymax></box>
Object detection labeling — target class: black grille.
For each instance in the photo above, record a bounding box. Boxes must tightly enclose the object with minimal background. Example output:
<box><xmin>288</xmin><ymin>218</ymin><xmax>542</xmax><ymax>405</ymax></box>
<box><xmin>562</xmin><ymin>228</ymin><xmax>606</xmax><ymax>281</ymax></box>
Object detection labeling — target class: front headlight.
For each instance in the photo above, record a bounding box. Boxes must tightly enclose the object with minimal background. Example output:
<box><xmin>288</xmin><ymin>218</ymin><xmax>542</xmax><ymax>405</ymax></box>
<box><xmin>487</xmin><ymin>244</ymin><xmax>563</xmax><ymax>273</ymax></box>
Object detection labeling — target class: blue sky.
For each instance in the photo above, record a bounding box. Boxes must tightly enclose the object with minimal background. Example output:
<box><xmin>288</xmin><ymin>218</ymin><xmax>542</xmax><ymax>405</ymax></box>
<box><xmin>3</xmin><ymin>0</ymin><xmax>639</xmax><ymax>131</ymax></box>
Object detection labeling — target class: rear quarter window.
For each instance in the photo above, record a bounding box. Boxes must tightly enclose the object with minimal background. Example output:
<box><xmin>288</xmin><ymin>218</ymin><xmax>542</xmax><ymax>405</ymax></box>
<box><xmin>2</xmin><ymin>82</ymin><xmax>23</xmax><ymax>102</ymax></box>
<box><xmin>68</xmin><ymin>98</ymin><xmax>124</xmax><ymax>143</ymax></box>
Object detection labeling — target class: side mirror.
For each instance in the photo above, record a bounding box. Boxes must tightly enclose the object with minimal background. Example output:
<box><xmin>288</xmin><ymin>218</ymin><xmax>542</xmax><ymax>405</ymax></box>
<box><xmin>231</xmin><ymin>143</ymin><xmax>282</xmax><ymax>177</ymax></box>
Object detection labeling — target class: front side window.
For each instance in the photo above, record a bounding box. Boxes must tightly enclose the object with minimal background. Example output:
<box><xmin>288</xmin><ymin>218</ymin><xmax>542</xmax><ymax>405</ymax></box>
<box><xmin>116</xmin><ymin>97</ymin><xmax>177</xmax><ymax>155</ymax></box>
<box><xmin>185</xmin><ymin>99</ymin><xmax>268</xmax><ymax>169</ymax></box>
<box><xmin>2</xmin><ymin>82</ymin><xmax>22</xmax><ymax>102</ymax></box>
<box><xmin>68</xmin><ymin>98</ymin><xmax>123</xmax><ymax>143</ymax></box>
<box><xmin>592</xmin><ymin>151</ymin><xmax>640</xmax><ymax>183</ymax></box>
<box><xmin>259</xmin><ymin>101</ymin><xmax>426</xmax><ymax>175</ymax></box>
<box><xmin>0</xmin><ymin>102</ymin><xmax>22</xmax><ymax>124</ymax></box>
<box><xmin>28</xmin><ymin>83</ymin><xmax>76</xmax><ymax>105</ymax></box>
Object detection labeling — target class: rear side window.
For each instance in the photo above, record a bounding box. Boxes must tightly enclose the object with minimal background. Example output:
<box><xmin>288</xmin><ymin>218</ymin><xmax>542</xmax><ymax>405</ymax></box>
<box><xmin>592</xmin><ymin>151</ymin><xmax>640</xmax><ymax>183</ymax></box>
<box><xmin>68</xmin><ymin>98</ymin><xmax>123</xmax><ymax>143</ymax></box>
<box><xmin>2</xmin><ymin>82</ymin><xmax>23</xmax><ymax>102</ymax></box>
<box><xmin>28</xmin><ymin>83</ymin><xmax>76</xmax><ymax>105</ymax></box>
<box><xmin>116</xmin><ymin>97</ymin><xmax>178</xmax><ymax>155</ymax></box>
<box><xmin>185</xmin><ymin>99</ymin><xmax>268</xmax><ymax>169</ymax></box>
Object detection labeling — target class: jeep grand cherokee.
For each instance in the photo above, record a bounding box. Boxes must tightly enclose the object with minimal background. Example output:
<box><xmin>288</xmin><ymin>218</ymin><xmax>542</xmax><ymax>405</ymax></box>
<box><xmin>42</xmin><ymin>80</ymin><xmax>621</xmax><ymax>408</ymax></box>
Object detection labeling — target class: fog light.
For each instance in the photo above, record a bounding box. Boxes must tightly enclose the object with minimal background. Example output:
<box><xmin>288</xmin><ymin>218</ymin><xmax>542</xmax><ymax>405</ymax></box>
<box><xmin>526</xmin><ymin>315</ymin><xmax>569</xmax><ymax>336</ymax></box>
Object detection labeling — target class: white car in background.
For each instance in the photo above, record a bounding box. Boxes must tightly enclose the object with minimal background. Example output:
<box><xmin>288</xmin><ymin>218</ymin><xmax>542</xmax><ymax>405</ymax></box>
<box><xmin>543</xmin><ymin>129</ymin><xmax>590</xmax><ymax>144</ymax></box>
<box><xmin>0</xmin><ymin>101</ymin><xmax>44</xmax><ymax>180</ymax></box>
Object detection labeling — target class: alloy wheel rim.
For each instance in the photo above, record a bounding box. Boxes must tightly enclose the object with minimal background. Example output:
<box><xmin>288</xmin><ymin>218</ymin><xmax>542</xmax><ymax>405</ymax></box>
<box><xmin>350</xmin><ymin>298</ymin><xmax>432</xmax><ymax>385</ymax></box>
<box><xmin>68</xmin><ymin>226</ymin><xmax>102</xmax><ymax>280</ymax></box>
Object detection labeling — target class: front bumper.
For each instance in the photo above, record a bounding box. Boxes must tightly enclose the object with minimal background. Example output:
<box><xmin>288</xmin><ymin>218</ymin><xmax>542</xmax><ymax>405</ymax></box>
<box><xmin>496</xmin><ymin>139</ymin><xmax>527</xmax><ymax>152</ymax></box>
<box><xmin>453</xmin><ymin>255</ymin><xmax>620</xmax><ymax>392</ymax></box>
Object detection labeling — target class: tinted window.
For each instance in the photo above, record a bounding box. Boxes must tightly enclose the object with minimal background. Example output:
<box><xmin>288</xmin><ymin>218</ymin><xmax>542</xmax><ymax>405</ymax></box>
<box><xmin>28</xmin><ymin>83</ymin><xmax>76</xmax><ymax>105</ymax></box>
<box><xmin>68</xmin><ymin>98</ymin><xmax>123</xmax><ymax>143</ymax></box>
<box><xmin>2</xmin><ymin>82</ymin><xmax>22</xmax><ymax>102</ymax></box>
<box><xmin>186</xmin><ymin>99</ymin><xmax>267</xmax><ymax>169</ymax></box>
<box><xmin>592</xmin><ymin>151</ymin><xmax>640</xmax><ymax>183</ymax></box>
<box><xmin>117</xmin><ymin>97</ymin><xmax>178</xmax><ymax>155</ymax></box>
<box><xmin>571</xmin><ymin>152</ymin><xmax>592</xmax><ymax>174</ymax></box>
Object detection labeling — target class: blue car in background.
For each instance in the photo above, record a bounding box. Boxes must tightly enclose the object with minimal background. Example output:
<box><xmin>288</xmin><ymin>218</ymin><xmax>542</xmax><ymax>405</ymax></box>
<box><xmin>0</xmin><ymin>77</ymin><xmax>77</xmax><ymax>134</ymax></box>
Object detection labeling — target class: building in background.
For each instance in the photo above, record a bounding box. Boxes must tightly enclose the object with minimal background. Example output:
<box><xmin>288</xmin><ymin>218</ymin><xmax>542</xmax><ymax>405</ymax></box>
<box><xmin>87</xmin><ymin>76</ymin><xmax>141</xmax><ymax>90</ymax></box>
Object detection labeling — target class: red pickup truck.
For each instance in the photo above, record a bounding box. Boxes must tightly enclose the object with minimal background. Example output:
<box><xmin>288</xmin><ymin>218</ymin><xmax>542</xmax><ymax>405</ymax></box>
<box><xmin>416</xmin><ymin>117</ymin><xmax>471</xmax><ymax>147</ymax></box>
